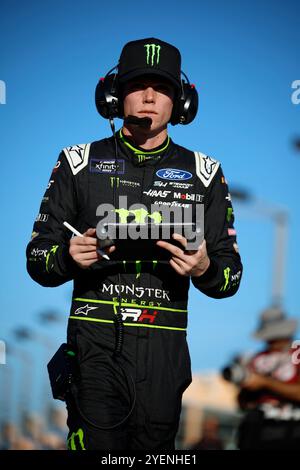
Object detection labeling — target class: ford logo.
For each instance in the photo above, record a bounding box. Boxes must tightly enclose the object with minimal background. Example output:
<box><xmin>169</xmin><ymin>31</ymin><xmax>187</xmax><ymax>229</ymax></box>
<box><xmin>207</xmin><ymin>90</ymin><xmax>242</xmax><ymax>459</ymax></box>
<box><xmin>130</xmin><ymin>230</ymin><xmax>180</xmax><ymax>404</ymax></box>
<box><xmin>156</xmin><ymin>168</ymin><xmax>193</xmax><ymax>181</ymax></box>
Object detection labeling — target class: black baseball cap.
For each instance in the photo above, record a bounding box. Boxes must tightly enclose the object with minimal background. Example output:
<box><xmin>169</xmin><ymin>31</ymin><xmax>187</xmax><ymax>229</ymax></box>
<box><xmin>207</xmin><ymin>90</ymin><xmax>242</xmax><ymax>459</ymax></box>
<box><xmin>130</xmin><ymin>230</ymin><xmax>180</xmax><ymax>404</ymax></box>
<box><xmin>118</xmin><ymin>38</ymin><xmax>181</xmax><ymax>90</ymax></box>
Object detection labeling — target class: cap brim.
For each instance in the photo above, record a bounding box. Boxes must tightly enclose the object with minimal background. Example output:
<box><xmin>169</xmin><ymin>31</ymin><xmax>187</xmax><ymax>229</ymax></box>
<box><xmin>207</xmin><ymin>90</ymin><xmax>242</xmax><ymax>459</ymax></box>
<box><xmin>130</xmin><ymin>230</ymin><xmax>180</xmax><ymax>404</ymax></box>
<box><xmin>118</xmin><ymin>69</ymin><xmax>181</xmax><ymax>90</ymax></box>
<box><xmin>253</xmin><ymin>319</ymin><xmax>298</xmax><ymax>341</ymax></box>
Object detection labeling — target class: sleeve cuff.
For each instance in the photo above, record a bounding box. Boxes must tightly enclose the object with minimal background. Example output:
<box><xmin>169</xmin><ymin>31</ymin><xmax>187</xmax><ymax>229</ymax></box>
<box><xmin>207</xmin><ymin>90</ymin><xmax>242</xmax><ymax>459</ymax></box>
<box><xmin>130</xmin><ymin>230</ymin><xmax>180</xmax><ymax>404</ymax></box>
<box><xmin>192</xmin><ymin>258</ymin><xmax>219</xmax><ymax>288</ymax></box>
<box><xmin>57</xmin><ymin>244</ymin><xmax>81</xmax><ymax>278</ymax></box>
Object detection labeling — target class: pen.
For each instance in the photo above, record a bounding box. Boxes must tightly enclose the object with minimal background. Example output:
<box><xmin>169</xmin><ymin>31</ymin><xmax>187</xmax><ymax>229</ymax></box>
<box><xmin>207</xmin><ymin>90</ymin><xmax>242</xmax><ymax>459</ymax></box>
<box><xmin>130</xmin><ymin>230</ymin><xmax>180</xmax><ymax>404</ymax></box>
<box><xmin>63</xmin><ymin>221</ymin><xmax>110</xmax><ymax>261</ymax></box>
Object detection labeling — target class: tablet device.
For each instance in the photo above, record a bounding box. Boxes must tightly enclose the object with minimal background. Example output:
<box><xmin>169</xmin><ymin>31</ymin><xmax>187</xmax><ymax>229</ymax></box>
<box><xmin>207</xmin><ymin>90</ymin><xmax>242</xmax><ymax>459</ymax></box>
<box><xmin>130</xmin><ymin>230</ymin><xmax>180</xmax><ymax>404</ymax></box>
<box><xmin>97</xmin><ymin>222</ymin><xmax>203</xmax><ymax>261</ymax></box>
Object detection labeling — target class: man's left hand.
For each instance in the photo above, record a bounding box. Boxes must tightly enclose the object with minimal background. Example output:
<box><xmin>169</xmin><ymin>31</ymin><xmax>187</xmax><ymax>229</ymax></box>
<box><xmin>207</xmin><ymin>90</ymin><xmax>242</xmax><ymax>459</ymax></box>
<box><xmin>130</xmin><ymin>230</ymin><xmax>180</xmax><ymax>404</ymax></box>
<box><xmin>156</xmin><ymin>234</ymin><xmax>210</xmax><ymax>277</ymax></box>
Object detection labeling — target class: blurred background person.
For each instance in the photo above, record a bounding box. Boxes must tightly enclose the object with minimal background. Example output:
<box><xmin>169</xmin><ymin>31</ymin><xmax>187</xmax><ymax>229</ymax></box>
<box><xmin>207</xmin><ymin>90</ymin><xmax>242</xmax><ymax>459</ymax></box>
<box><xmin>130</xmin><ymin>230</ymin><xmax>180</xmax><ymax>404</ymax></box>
<box><xmin>189</xmin><ymin>415</ymin><xmax>223</xmax><ymax>450</ymax></box>
<box><xmin>234</xmin><ymin>307</ymin><xmax>300</xmax><ymax>450</ymax></box>
<box><xmin>44</xmin><ymin>406</ymin><xmax>68</xmax><ymax>449</ymax></box>
<box><xmin>0</xmin><ymin>422</ymin><xmax>18</xmax><ymax>450</ymax></box>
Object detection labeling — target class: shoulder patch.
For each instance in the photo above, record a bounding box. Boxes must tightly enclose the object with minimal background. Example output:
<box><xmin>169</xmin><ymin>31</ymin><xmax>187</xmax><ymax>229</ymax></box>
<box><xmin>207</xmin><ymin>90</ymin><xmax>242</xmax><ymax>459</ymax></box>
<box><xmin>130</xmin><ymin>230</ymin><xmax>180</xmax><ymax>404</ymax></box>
<box><xmin>63</xmin><ymin>144</ymin><xmax>90</xmax><ymax>175</ymax></box>
<box><xmin>194</xmin><ymin>151</ymin><xmax>220</xmax><ymax>188</ymax></box>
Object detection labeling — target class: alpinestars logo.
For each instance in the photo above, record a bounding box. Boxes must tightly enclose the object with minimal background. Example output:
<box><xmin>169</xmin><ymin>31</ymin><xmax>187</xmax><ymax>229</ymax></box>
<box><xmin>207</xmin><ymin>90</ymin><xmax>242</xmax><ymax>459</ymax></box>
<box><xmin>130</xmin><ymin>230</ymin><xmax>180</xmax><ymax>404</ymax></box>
<box><xmin>74</xmin><ymin>304</ymin><xmax>98</xmax><ymax>316</ymax></box>
<box><xmin>69</xmin><ymin>145</ymin><xmax>84</xmax><ymax>158</ymax></box>
<box><xmin>144</xmin><ymin>44</ymin><xmax>161</xmax><ymax>66</ymax></box>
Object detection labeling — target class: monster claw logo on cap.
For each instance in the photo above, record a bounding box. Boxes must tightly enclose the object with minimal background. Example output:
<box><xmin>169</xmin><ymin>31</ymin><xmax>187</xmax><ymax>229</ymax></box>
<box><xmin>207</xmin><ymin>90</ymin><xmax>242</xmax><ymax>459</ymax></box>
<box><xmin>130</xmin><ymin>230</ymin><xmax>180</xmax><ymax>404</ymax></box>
<box><xmin>118</xmin><ymin>37</ymin><xmax>182</xmax><ymax>90</ymax></box>
<box><xmin>144</xmin><ymin>44</ymin><xmax>161</xmax><ymax>66</ymax></box>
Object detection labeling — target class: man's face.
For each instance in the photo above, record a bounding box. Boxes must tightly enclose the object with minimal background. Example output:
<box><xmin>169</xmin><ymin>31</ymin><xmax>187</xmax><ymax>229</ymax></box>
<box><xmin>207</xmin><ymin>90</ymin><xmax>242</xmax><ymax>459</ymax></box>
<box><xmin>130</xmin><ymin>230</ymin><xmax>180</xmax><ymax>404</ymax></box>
<box><xmin>267</xmin><ymin>338</ymin><xmax>292</xmax><ymax>351</ymax></box>
<box><xmin>122</xmin><ymin>75</ymin><xmax>175</xmax><ymax>133</ymax></box>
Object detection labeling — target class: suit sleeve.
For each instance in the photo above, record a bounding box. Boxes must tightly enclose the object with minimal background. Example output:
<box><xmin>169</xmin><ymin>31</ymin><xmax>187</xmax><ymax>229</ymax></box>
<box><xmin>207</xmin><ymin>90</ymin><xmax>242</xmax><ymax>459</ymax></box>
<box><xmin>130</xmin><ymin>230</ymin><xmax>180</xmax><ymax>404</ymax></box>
<box><xmin>26</xmin><ymin>152</ymin><xmax>80</xmax><ymax>287</ymax></box>
<box><xmin>192</xmin><ymin>165</ymin><xmax>243</xmax><ymax>298</ymax></box>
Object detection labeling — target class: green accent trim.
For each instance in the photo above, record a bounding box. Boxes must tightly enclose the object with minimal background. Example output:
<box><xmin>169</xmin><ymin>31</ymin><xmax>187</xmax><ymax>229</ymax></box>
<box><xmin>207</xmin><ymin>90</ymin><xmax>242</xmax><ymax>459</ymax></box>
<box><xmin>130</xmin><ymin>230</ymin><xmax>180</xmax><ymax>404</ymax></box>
<box><xmin>45</xmin><ymin>245</ymin><xmax>59</xmax><ymax>273</ymax></box>
<box><xmin>69</xmin><ymin>316</ymin><xmax>186</xmax><ymax>332</ymax></box>
<box><xmin>220</xmin><ymin>267</ymin><xmax>231</xmax><ymax>292</ymax></box>
<box><xmin>66</xmin><ymin>350</ymin><xmax>75</xmax><ymax>357</ymax></box>
<box><xmin>70</xmin><ymin>316</ymin><xmax>113</xmax><ymax>325</ymax></box>
<box><xmin>119</xmin><ymin>129</ymin><xmax>170</xmax><ymax>155</ymax></box>
<box><xmin>122</xmin><ymin>259</ymin><xmax>158</xmax><ymax>273</ymax></box>
<box><xmin>73</xmin><ymin>297</ymin><xmax>187</xmax><ymax>313</ymax></box>
<box><xmin>226</xmin><ymin>207</ymin><xmax>233</xmax><ymax>223</ymax></box>
<box><xmin>135</xmin><ymin>260</ymin><xmax>141</xmax><ymax>279</ymax></box>
<box><xmin>67</xmin><ymin>428</ymin><xmax>86</xmax><ymax>450</ymax></box>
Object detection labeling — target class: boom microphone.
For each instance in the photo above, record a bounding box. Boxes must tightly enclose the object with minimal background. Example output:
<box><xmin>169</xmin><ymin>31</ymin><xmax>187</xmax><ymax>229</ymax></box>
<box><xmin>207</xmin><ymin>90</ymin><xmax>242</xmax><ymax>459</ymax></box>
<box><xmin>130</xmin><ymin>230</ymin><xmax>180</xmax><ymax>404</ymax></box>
<box><xmin>124</xmin><ymin>115</ymin><xmax>152</xmax><ymax>128</ymax></box>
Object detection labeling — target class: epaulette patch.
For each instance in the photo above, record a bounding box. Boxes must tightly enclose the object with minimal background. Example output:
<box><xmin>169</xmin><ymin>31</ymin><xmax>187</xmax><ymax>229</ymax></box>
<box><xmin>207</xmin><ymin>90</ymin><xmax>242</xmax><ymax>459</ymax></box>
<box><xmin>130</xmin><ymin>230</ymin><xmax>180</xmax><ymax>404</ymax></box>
<box><xmin>194</xmin><ymin>151</ymin><xmax>220</xmax><ymax>188</ymax></box>
<box><xmin>63</xmin><ymin>144</ymin><xmax>90</xmax><ymax>175</ymax></box>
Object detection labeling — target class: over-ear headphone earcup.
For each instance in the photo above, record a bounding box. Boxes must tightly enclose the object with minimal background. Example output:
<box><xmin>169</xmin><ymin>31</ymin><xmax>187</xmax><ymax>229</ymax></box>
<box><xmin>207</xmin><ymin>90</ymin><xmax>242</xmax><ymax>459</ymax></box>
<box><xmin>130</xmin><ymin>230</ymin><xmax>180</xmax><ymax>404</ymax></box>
<box><xmin>95</xmin><ymin>74</ymin><xmax>123</xmax><ymax>119</ymax></box>
<box><xmin>170</xmin><ymin>82</ymin><xmax>198</xmax><ymax>125</ymax></box>
<box><xmin>95</xmin><ymin>73</ymin><xmax>198</xmax><ymax>124</ymax></box>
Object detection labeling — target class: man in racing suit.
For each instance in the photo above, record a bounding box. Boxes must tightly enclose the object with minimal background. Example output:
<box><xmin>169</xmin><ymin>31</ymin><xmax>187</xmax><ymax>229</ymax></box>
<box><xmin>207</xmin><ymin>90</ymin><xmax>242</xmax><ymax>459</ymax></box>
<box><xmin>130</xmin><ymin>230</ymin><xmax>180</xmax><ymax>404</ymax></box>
<box><xmin>26</xmin><ymin>38</ymin><xmax>243</xmax><ymax>450</ymax></box>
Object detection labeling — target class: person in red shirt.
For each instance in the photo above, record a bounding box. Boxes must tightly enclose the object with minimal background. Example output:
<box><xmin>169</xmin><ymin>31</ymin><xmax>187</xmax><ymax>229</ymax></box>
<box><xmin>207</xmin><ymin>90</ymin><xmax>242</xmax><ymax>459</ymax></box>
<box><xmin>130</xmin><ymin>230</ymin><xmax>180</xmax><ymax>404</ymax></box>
<box><xmin>237</xmin><ymin>307</ymin><xmax>300</xmax><ymax>450</ymax></box>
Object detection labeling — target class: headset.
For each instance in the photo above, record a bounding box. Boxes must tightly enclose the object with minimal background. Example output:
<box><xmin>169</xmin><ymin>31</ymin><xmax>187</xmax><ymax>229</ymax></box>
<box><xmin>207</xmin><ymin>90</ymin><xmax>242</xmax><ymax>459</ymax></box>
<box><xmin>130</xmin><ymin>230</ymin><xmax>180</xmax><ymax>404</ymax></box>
<box><xmin>95</xmin><ymin>66</ymin><xmax>198</xmax><ymax>125</ymax></box>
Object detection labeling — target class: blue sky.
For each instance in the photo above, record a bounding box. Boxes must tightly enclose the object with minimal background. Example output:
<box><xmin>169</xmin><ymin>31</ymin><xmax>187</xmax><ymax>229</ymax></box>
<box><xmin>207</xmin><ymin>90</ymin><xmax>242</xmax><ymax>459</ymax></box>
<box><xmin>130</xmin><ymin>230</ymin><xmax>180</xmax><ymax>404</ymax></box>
<box><xmin>0</xmin><ymin>0</ymin><xmax>299</xmax><ymax>418</ymax></box>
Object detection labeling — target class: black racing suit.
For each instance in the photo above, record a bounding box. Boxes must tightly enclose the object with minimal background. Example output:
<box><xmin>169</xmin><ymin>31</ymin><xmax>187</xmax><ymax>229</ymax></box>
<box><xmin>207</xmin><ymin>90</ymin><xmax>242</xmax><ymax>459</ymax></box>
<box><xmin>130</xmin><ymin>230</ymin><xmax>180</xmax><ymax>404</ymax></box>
<box><xmin>26</xmin><ymin>130</ymin><xmax>243</xmax><ymax>450</ymax></box>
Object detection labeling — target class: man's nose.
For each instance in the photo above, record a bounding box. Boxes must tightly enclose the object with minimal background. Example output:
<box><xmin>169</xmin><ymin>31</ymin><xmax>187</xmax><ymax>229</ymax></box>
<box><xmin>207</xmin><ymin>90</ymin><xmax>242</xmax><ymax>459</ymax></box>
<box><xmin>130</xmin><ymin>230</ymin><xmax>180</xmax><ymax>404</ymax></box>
<box><xmin>143</xmin><ymin>86</ymin><xmax>155</xmax><ymax>103</ymax></box>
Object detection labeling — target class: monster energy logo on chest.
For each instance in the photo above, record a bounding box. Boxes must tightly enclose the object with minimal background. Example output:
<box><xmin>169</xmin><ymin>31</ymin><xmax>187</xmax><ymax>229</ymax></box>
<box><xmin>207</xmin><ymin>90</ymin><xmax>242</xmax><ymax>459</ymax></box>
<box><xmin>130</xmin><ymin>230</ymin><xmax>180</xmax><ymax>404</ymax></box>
<box><xmin>144</xmin><ymin>44</ymin><xmax>161</xmax><ymax>66</ymax></box>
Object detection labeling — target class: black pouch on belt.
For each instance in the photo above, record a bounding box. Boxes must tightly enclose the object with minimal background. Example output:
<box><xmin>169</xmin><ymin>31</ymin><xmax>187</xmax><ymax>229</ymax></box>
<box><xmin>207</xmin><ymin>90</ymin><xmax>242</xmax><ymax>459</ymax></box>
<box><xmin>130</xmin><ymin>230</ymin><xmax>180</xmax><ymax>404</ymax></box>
<box><xmin>47</xmin><ymin>343</ymin><xmax>77</xmax><ymax>401</ymax></box>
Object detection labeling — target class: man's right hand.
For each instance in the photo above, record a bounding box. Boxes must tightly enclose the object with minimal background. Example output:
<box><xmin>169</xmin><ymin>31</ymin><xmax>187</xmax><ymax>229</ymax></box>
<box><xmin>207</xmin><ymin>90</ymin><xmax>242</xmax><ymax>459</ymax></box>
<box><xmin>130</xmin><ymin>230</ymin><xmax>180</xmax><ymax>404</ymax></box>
<box><xmin>69</xmin><ymin>228</ymin><xmax>115</xmax><ymax>269</ymax></box>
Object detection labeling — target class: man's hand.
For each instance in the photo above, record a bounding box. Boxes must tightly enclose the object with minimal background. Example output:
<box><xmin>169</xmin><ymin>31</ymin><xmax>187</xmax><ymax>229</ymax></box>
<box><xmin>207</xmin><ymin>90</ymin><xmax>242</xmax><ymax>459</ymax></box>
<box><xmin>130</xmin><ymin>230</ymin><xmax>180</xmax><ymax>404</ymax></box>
<box><xmin>241</xmin><ymin>372</ymin><xmax>300</xmax><ymax>402</ymax></box>
<box><xmin>156</xmin><ymin>234</ymin><xmax>210</xmax><ymax>277</ymax></box>
<box><xmin>241</xmin><ymin>373</ymin><xmax>268</xmax><ymax>391</ymax></box>
<box><xmin>69</xmin><ymin>228</ymin><xmax>115</xmax><ymax>269</ymax></box>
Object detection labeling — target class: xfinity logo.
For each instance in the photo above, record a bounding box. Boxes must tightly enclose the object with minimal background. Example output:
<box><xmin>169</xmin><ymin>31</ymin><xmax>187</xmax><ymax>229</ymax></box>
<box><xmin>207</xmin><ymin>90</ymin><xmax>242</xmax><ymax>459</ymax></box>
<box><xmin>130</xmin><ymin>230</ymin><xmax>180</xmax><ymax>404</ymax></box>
<box><xmin>156</xmin><ymin>169</ymin><xmax>193</xmax><ymax>181</ymax></box>
<box><xmin>90</xmin><ymin>159</ymin><xmax>125</xmax><ymax>174</ymax></box>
